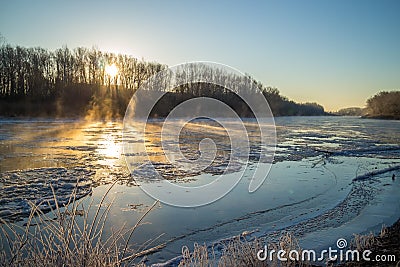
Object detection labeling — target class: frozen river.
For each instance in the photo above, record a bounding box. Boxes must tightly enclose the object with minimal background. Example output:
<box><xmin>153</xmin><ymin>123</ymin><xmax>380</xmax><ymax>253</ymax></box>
<box><xmin>0</xmin><ymin>116</ymin><xmax>399</xmax><ymax>264</ymax></box>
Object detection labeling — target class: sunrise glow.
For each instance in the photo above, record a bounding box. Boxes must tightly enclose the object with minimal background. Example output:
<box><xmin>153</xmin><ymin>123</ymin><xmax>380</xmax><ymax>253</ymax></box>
<box><xmin>105</xmin><ymin>63</ymin><xmax>118</xmax><ymax>77</ymax></box>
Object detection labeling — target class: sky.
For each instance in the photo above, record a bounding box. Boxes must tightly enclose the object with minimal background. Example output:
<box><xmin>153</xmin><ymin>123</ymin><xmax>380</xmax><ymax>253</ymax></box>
<box><xmin>1</xmin><ymin>0</ymin><xmax>399</xmax><ymax>111</ymax></box>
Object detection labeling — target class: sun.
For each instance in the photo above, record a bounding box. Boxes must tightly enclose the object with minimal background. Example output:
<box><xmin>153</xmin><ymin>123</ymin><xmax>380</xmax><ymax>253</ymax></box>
<box><xmin>105</xmin><ymin>63</ymin><xmax>118</xmax><ymax>77</ymax></box>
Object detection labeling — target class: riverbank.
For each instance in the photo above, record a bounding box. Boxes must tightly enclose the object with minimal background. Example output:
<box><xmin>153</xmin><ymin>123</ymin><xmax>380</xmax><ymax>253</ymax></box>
<box><xmin>337</xmin><ymin>218</ymin><xmax>400</xmax><ymax>267</ymax></box>
<box><xmin>167</xmin><ymin>218</ymin><xmax>400</xmax><ymax>266</ymax></box>
<box><xmin>361</xmin><ymin>114</ymin><xmax>400</xmax><ymax>120</ymax></box>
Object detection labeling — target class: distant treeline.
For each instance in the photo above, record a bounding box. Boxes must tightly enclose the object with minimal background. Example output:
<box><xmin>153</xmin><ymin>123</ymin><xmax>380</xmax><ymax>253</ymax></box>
<box><xmin>364</xmin><ymin>91</ymin><xmax>400</xmax><ymax>119</ymax></box>
<box><xmin>0</xmin><ymin>43</ymin><xmax>326</xmax><ymax>118</ymax></box>
<box><xmin>335</xmin><ymin>91</ymin><xmax>400</xmax><ymax>120</ymax></box>
<box><xmin>335</xmin><ymin>107</ymin><xmax>364</xmax><ymax>116</ymax></box>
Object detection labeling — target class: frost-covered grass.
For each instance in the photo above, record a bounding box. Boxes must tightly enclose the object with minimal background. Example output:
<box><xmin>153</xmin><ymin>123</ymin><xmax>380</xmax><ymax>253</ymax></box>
<box><xmin>176</xmin><ymin>223</ymin><xmax>400</xmax><ymax>267</ymax></box>
<box><xmin>0</xmin><ymin>180</ymin><xmax>158</xmax><ymax>267</ymax></box>
<box><xmin>219</xmin><ymin>233</ymin><xmax>309</xmax><ymax>267</ymax></box>
<box><xmin>177</xmin><ymin>232</ymin><xmax>311</xmax><ymax>267</ymax></box>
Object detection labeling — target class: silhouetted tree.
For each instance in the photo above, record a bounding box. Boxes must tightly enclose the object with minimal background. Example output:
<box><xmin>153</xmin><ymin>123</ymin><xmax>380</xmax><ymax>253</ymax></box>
<box><xmin>366</xmin><ymin>91</ymin><xmax>400</xmax><ymax>119</ymax></box>
<box><xmin>0</xmin><ymin>42</ymin><xmax>327</xmax><ymax>118</ymax></box>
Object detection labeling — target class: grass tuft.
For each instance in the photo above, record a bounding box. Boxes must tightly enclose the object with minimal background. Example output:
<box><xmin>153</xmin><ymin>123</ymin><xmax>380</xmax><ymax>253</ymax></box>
<box><xmin>178</xmin><ymin>232</ymin><xmax>311</xmax><ymax>267</ymax></box>
<box><xmin>0</xmin><ymin>180</ymin><xmax>159</xmax><ymax>267</ymax></box>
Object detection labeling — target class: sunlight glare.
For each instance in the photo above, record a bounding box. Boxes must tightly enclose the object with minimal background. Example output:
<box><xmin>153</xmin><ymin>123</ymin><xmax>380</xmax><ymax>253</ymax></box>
<box><xmin>101</xmin><ymin>137</ymin><xmax>121</xmax><ymax>159</ymax></box>
<box><xmin>105</xmin><ymin>63</ymin><xmax>118</xmax><ymax>77</ymax></box>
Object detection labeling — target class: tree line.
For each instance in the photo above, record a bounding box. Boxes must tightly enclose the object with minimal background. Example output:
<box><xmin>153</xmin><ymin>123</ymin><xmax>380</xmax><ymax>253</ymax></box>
<box><xmin>335</xmin><ymin>107</ymin><xmax>364</xmax><ymax>116</ymax></box>
<box><xmin>0</xmin><ymin>44</ymin><xmax>165</xmax><ymax>98</ymax></box>
<box><xmin>365</xmin><ymin>91</ymin><xmax>400</xmax><ymax>119</ymax></box>
<box><xmin>0</xmin><ymin>42</ymin><xmax>326</xmax><ymax>118</ymax></box>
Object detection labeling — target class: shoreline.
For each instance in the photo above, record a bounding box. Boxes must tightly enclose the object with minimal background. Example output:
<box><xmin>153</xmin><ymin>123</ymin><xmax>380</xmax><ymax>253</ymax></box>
<box><xmin>337</xmin><ymin>218</ymin><xmax>400</xmax><ymax>266</ymax></box>
<box><xmin>1</xmin><ymin>114</ymin><xmax>400</xmax><ymax>122</ymax></box>
<box><xmin>154</xmin><ymin>217</ymin><xmax>400</xmax><ymax>266</ymax></box>
<box><xmin>361</xmin><ymin>114</ymin><xmax>400</xmax><ymax>120</ymax></box>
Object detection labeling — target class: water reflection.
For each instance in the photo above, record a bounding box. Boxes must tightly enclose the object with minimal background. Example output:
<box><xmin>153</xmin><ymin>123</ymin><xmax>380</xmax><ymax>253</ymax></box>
<box><xmin>0</xmin><ymin>117</ymin><xmax>399</xmax><ymax>264</ymax></box>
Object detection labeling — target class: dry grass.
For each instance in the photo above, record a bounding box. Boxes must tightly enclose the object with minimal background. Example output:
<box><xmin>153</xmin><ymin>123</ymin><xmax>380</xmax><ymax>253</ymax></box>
<box><xmin>338</xmin><ymin>222</ymin><xmax>400</xmax><ymax>267</ymax></box>
<box><xmin>178</xmin><ymin>232</ymin><xmax>311</xmax><ymax>267</ymax></box>
<box><xmin>179</xmin><ymin>243</ymin><xmax>216</xmax><ymax>267</ymax></box>
<box><xmin>0</xmin><ymin>180</ymin><xmax>159</xmax><ymax>267</ymax></box>
<box><xmin>218</xmin><ymin>236</ymin><xmax>265</xmax><ymax>267</ymax></box>
<box><xmin>351</xmin><ymin>224</ymin><xmax>389</xmax><ymax>252</ymax></box>
<box><xmin>178</xmin><ymin>222</ymin><xmax>400</xmax><ymax>267</ymax></box>
<box><xmin>351</xmin><ymin>232</ymin><xmax>376</xmax><ymax>252</ymax></box>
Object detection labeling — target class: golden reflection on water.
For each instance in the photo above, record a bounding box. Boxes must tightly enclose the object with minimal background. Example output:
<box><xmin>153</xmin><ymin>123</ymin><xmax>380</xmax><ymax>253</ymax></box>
<box><xmin>144</xmin><ymin>123</ymin><xmax>168</xmax><ymax>164</ymax></box>
<box><xmin>98</xmin><ymin>135</ymin><xmax>121</xmax><ymax>159</ymax></box>
<box><xmin>0</xmin><ymin>121</ymin><xmax>90</xmax><ymax>172</ymax></box>
<box><xmin>0</xmin><ymin>120</ymin><xmax>126</xmax><ymax>176</ymax></box>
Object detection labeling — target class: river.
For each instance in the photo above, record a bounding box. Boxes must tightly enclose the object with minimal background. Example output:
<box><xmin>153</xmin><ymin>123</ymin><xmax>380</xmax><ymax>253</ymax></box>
<box><xmin>0</xmin><ymin>116</ymin><xmax>399</xmax><ymax>265</ymax></box>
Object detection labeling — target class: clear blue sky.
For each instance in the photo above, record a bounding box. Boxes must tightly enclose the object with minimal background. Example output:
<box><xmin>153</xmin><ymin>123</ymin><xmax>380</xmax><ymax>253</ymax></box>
<box><xmin>1</xmin><ymin>0</ymin><xmax>399</xmax><ymax>111</ymax></box>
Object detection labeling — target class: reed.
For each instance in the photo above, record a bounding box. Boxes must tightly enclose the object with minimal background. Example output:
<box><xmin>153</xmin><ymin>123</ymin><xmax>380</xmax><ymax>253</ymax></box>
<box><xmin>0</xmin><ymin>180</ymin><xmax>159</xmax><ymax>267</ymax></box>
<box><xmin>178</xmin><ymin>232</ymin><xmax>311</xmax><ymax>267</ymax></box>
